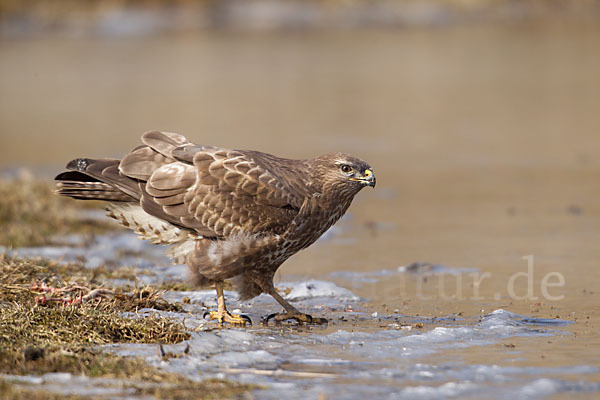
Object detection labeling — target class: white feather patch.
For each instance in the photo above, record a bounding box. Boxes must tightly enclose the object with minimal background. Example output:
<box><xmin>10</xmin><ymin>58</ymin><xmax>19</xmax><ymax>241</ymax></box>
<box><xmin>106</xmin><ymin>203</ymin><xmax>200</xmax><ymax>263</ymax></box>
<box><xmin>166</xmin><ymin>238</ymin><xmax>197</xmax><ymax>264</ymax></box>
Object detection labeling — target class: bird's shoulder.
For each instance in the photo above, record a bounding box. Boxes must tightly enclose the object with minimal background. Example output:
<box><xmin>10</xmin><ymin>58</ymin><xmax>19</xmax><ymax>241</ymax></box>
<box><xmin>172</xmin><ymin>144</ymin><xmax>316</xmax><ymax>207</ymax></box>
<box><xmin>121</xmin><ymin>132</ymin><xmax>321</xmax><ymax>238</ymax></box>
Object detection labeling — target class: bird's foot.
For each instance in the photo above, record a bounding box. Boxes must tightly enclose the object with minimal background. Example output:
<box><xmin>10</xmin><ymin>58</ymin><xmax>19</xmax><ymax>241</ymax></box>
<box><xmin>262</xmin><ymin>312</ymin><xmax>328</xmax><ymax>325</ymax></box>
<box><xmin>203</xmin><ymin>310</ymin><xmax>251</xmax><ymax>326</ymax></box>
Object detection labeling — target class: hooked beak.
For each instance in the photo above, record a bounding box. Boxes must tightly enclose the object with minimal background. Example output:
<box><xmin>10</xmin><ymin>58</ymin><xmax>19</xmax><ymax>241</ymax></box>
<box><xmin>350</xmin><ymin>169</ymin><xmax>376</xmax><ymax>188</ymax></box>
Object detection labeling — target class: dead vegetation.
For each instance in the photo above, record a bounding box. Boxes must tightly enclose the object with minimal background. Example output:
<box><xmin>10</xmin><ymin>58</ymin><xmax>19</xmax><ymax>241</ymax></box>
<box><xmin>1</xmin><ymin>349</ymin><xmax>255</xmax><ymax>400</ymax></box>
<box><xmin>0</xmin><ymin>254</ymin><xmax>189</xmax><ymax>365</ymax></box>
<box><xmin>0</xmin><ymin>178</ymin><xmax>114</xmax><ymax>247</ymax></box>
<box><xmin>0</xmin><ymin>255</ymin><xmax>255</xmax><ymax>399</ymax></box>
<box><xmin>0</xmin><ymin>254</ymin><xmax>189</xmax><ymax>354</ymax></box>
<box><xmin>0</xmin><ymin>380</ymin><xmax>86</xmax><ymax>400</ymax></box>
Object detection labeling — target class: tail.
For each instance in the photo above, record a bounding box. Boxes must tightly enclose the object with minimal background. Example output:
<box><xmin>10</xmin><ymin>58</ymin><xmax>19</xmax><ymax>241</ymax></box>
<box><xmin>55</xmin><ymin>158</ymin><xmax>139</xmax><ymax>202</ymax></box>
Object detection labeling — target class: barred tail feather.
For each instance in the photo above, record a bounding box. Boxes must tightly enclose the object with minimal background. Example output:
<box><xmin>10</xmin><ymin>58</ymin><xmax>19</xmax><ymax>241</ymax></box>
<box><xmin>55</xmin><ymin>161</ymin><xmax>138</xmax><ymax>202</ymax></box>
<box><xmin>55</xmin><ymin>157</ymin><xmax>200</xmax><ymax>265</ymax></box>
<box><xmin>56</xmin><ymin>180</ymin><xmax>133</xmax><ymax>201</ymax></box>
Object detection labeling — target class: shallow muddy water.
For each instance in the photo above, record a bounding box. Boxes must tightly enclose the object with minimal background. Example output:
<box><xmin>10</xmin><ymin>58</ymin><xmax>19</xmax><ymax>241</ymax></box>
<box><xmin>1</xmin><ymin>19</ymin><xmax>600</xmax><ymax>399</ymax></box>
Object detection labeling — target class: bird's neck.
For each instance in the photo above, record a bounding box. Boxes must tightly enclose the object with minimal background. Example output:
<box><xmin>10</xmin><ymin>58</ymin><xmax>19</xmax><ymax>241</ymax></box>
<box><xmin>314</xmin><ymin>187</ymin><xmax>358</xmax><ymax>213</ymax></box>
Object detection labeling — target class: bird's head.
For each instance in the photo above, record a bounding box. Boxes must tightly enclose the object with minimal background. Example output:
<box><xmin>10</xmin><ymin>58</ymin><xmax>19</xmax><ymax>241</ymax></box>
<box><xmin>314</xmin><ymin>153</ymin><xmax>376</xmax><ymax>197</ymax></box>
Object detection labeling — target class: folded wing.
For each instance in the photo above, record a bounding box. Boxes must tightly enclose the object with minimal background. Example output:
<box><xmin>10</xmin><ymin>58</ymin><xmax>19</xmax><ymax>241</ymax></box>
<box><xmin>124</xmin><ymin>131</ymin><xmax>308</xmax><ymax>238</ymax></box>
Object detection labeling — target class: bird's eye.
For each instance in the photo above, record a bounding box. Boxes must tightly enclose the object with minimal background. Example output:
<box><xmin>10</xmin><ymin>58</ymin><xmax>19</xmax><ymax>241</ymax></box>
<box><xmin>340</xmin><ymin>165</ymin><xmax>353</xmax><ymax>174</ymax></box>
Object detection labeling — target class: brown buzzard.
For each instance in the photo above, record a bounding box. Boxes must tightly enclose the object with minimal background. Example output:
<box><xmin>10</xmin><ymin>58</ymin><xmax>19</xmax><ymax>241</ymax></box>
<box><xmin>55</xmin><ymin>131</ymin><xmax>375</xmax><ymax>324</ymax></box>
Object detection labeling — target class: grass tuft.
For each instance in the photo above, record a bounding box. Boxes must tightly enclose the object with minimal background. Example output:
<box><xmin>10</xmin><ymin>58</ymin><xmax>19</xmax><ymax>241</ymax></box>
<box><xmin>0</xmin><ymin>178</ymin><xmax>113</xmax><ymax>247</ymax></box>
<box><xmin>0</xmin><ymin>255</ymin><xmax>190</xmax><ymax>353</ymax></box>
<box><xmin>0</xmin><ymin>255</ymin><xmax>256</xmax><ymax>399</ymax></box>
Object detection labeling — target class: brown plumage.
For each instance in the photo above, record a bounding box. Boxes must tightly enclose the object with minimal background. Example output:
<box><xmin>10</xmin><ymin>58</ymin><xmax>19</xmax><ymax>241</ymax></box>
<box><xmin>55</xmin><ymin>131</ymin><xmax>375</xmax><ymax>324</ymax></box>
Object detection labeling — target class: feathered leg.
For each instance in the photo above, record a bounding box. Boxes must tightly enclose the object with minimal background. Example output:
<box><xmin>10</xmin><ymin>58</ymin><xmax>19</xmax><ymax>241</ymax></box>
<box><xmin>204</xmin><ymin>282</ymin><xmax>251</xmax><ymax>326</ymax></box>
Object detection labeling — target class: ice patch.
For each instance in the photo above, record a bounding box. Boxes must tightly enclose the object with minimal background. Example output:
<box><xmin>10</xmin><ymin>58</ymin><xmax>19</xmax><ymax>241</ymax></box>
<box><xmin>517</xmin><ymin>378</ymin><xmax>600</xmax><ymax>398</ymax></box>
<box><xmin>17</xmin><ymin>305</ymin><xmax>591</xmax><ymax>400</ymax></box>
<box><xmin>210</xmin><ymin>350</ymin><xmax>279</xmax><ymax>368</ymax></box>
<box><xmin>3</xmin><ymin>230</ymin><xmax>594</xmax><ymax>399</ymax></box>
<box><xmin>3</xmin><ymin>232</ymin><xmax>189</xmax><ymax>286</ymax></box>
<box><xmin>398</xmin><ymin>381</ymin><xmax>480</xmax><ymax>399</ymax></box>
<box><xmin>4</xmin><ymin>232</ymin><xmax>178</xmax><ymax>270</ymax></box>
<box><xmin>163</xmin><ymin>280</ymin><xmax>362</xmax><ymax>325</ymax></box>
<box><xmin>1</xmin><ymin>373</ymin><xmax>135</xmax><ymax>397</ymax></box>
<box><xmin>301</xmin><ymin>309</ymin><xmax>571</xmax><ymax>361</ymax></box>
<box><xmin>281</xmin><ymin>280</ymin><xmax>360</xmax><ymax>301</ymax></box>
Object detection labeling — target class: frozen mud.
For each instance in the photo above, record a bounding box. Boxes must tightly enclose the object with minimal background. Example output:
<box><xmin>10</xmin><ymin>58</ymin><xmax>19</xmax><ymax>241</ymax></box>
<box><xmin>110</xmin><ymin>305</ymin><xmax>593</xmax><ymax>400</ymax></box>
<box><xmin>3</xmin><ymin>232</ymin><xmax>598</xmax><ymax>399</ymax></box>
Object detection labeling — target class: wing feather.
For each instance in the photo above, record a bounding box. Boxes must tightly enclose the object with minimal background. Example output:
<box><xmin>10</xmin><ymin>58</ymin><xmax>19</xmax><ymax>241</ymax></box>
<box><xmin>141</xmin><ymin>131</ymin><xmax>190</xmax><ymax>155</ymax></box>
<box><xmin>119</xmin><ymin>146</ymin><xmax>170</xmax><ymax>181</ymax></box>
<box><xmin>104</xmin><ymin>131</ymin><xmax>314</xmax><ymax>238</ymax></box>
<box><xmin>58</xmin><ymin>131</ymin><xmax>313</xmax><ymax>242</ymax></box>
<box><xmin>180</xmin><ymin>147</ymin><xmax>309</xmax><ymax>236</ymax></box>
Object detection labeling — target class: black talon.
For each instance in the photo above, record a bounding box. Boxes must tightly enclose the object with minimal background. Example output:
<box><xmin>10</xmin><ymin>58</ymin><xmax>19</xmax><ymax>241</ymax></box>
<box><xmin>240</xmin><ymin>314</ymin><xmax>252</xmax><ymax>325</ymax></box>
<box><xmin>203</xmin><ymin>311</ymin><xmax>211</xmax><ymax>319</ymax></box>
<box><xmin>263</xmin><ymin>313</ymin><xmax>279</xmax><ymax>325</ymax></box>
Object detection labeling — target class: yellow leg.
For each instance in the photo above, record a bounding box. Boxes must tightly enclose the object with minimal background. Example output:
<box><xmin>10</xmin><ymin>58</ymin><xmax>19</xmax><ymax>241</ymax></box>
<box><xmin>205</xmin><ymin>282</ymin><xmax>251</xmax><ymax>326</ymax></box>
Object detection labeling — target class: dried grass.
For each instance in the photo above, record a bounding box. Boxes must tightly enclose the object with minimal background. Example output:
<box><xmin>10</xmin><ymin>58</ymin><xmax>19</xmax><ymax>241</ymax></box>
<box><xmin>0</xmin><ymin>178</ymin><xmax>113</xmax><ymax>247</ymax></box>
<box><xmin>0</xmin><ymin>380</ymin><xmax>85</xmax><ymax>400</ymax></box>
<box><xmin>0</xmin><ymin>255</ymin><xmax>256</xmax><ymax>399</ymax></box>
<box><xmin>0</xmin><ymin>255</ymin><xmax>189</xmax><ymax>352</ymax></box>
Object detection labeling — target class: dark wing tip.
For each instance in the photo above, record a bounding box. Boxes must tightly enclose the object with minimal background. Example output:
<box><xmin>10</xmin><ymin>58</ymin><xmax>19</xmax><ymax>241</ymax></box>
<box><xmin>54</xmin><ymin>170</ymin><xmax>101</xmax><ymax>182</ymax></box>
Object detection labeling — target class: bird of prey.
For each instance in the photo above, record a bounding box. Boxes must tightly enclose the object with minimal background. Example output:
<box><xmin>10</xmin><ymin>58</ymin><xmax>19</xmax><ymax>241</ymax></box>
<box><xmin>55</xmin><ymin>131</ymin><xmax>375</xmax><ymax>325</ymax></box>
